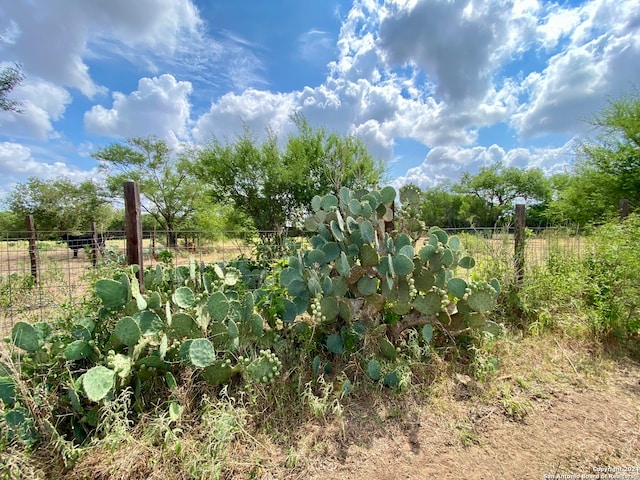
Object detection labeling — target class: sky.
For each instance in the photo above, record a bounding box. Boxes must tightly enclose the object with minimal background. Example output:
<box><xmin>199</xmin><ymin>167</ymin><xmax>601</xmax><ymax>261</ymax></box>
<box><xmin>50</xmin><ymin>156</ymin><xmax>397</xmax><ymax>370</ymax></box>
<box><xmin>0</xmin><ymin>0</ymin><xmax>639</xmax><ymax>204</ymax></box>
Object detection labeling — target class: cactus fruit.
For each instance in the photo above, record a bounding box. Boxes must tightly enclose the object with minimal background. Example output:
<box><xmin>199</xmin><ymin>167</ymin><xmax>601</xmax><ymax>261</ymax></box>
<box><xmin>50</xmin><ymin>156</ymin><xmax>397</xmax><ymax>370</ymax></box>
<box><xmin>244</xmin><ymin>350</ymin><xmax>282</xmax><ymax>383</ymax></box>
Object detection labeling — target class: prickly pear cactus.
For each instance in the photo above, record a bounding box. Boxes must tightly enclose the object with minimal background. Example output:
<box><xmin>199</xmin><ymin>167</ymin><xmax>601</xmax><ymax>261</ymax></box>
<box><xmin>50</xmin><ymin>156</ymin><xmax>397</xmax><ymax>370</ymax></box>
<box><xmin>281</xmin><ymin>185</ymin><xmax>501</xmax><ymax>362</ymax></box>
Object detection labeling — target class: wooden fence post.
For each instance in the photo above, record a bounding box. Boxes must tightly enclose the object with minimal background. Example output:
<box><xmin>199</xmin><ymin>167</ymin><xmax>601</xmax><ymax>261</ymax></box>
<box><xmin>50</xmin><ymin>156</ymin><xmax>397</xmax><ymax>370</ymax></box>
<box><xmin>514</xmin><ymin>203</ymin><xmax>526</xmax><ymax>286</ymax></box>
<box><xmin>619</xmin><ymin>199</ymin><xmax>629</xmax><ymax>219</ymax></box>
<box><xmin>25</xmin><ymin>215</ymin><xmax>39</xmax><ymax>284</ymax></box>
<box><xmin>124</xmin><ymin>181</ymin><xmax>144</xmax><ymax>292</ymax></box>
<box><xmin>91</xmin><ymin>222</ymin><xmax>99</xmax><ymax>268</ymax></box>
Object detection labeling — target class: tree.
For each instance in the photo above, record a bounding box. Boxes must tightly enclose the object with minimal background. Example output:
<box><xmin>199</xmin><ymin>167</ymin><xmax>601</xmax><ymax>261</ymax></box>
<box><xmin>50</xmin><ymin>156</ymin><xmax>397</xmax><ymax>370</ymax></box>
<box><xmin>576</xmin><ymin>92</ymin><xmax>640</xmax><ymax>217</ymax></box>
<box><xmin>418</xmin><ymin>183</ymin><xmax>465</xmax><ymax>228</ymax></box>
<box><xmin>194</xmin><ymin>118</ymin><xmax>385</xmax><ymax>233</ymax></box>
<box><xmin>454</xmin><ymin>163</ymin><xmax>551</xmax><ymax>226</ymax></box>
<box><xmin>93</xmin><ymin>136</ymin><xmax>204</xmax><ymax>246</ymax></box>
<box><xmin>6</xmin><ymin>177</ymin><xmax>111</xmax><ymax>233</ymax></box>
<box><xmin>0</xmin><ymin>63</ymin><xmax>25</xmax><ymax>112</ymax></box>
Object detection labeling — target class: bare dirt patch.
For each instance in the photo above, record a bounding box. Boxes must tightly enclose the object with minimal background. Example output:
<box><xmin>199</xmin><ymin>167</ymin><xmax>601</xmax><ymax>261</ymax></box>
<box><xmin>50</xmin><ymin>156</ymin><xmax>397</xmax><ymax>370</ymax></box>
<box><xmin>257</xmin><ymin>344</ymin><xmax>640</xmax><ymax>480</ymax></box>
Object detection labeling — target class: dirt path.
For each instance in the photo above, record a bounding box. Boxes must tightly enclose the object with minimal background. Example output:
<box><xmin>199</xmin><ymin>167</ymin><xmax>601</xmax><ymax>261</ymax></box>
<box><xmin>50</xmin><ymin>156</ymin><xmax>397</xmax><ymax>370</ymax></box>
<box><xmin>283</xmin><ymin>360</ymin><xmax>640</xmax><ymax>480</ymax></box>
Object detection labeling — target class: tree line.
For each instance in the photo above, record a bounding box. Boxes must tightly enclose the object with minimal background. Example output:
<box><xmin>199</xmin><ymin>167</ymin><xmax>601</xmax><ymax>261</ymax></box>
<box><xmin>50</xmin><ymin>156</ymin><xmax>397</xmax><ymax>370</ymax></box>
<box><xmin>1</xmin><ymin>90</ymin><xmax>638</xmax><ymax>240</ymax></box>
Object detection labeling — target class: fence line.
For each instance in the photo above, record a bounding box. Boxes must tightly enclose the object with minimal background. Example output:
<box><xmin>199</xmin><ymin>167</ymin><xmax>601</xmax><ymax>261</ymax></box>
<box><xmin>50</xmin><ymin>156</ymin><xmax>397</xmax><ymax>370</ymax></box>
<box><xmin>0</xmin><ymin>224</ymin><xmax>590</xmax><ymax>333</ymax></box>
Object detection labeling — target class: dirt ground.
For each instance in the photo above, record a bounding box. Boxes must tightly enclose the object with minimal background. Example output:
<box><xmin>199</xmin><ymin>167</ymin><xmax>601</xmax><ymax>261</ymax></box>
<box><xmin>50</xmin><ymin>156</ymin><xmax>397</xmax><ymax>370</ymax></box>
<box><xmin>261</xmin><ymin>346</ymin><xmax>640</xmax><ymax>480</ymax></box>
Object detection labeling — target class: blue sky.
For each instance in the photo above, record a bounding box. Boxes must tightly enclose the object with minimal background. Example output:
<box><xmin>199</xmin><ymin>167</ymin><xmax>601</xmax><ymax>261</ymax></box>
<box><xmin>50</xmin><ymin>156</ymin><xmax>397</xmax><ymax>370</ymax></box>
<box><xmin>1</xmin><ymin>0</ymin><xmax>639</xmax><ymax>202</ymax></box>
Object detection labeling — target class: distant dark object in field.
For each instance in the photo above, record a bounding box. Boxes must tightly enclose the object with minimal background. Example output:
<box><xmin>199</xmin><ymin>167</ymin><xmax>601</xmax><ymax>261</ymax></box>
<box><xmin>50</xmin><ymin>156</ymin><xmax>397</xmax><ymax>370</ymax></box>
<box><xmin>61</xmin><ymin>233</ymin><xmax>105</xmax><ymax>258</ymax></box>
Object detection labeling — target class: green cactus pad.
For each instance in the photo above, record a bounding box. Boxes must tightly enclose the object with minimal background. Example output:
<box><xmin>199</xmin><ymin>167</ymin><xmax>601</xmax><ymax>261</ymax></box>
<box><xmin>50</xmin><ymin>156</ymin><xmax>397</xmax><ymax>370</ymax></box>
<box><xmin>413</xmin><ymin>268</ymin><xmax>434</xmax><ymax>292</ymax></box>
<box><xmin>430</xmin><ymin>227</ymin><xmax>448</xmax><ymax>244</ymax></box>
<box><xmin>201</xmin><ymin>360</ymin><xmax>234</xmax><ymax>385</ymax></box>
<box><xmin>245</xmin><ymin>351</ymin><xmax>282</xmax><ymax>383</ymax></box>
<box><xmin>379</xmin><ymin>185</ymin><xmax>396</xmax><ymax>205</ymax></box>
<box><xmin>148</xmin><ymin>291</ymin><xmax>162</xmax><ymax>310</ymax></box>
<box><xmin>321</xmin><ymin>242</ymin><xmax>341</xmax><ymax>262</ymax></box>
<box><xmin>95</xmin><ymin>279</ymin><xmax>129</xmax><ymax>311</ymax></box>
<box><xmin>348</xmin><ymin>198</ymin><xmax>362</xmax><ymax>215</ymax></box>
<box><xmin>331</xmin><ymin>277</ymin><xmax>349</xmax><ymax>297</ymax></box>
<box><xmin>361</xmin><ymin>243</ymin><xmax>380</xmax><ymax>267</ymax></box>
<box><xmin>11</xmin><ymin>322</ymin><xmax>42</xmax><ymax>352</ymax></box>
<box><xmin>311</xmin><ymin>195</ymin><xmax>322</xmax><ymax>212</ymax></box>
<box><xmin>422</xmin><ymin>324</ymin><xmax>434</xmax><ymax>343</ymax></box>
<box><xmin>367</xmin><ymin>359</ymin><xmax>382</xmax><ymax>380</ymax></box>
<box><xmin>458</xmin><ymin>256</ymin><xmax>476</xmax><ymax>269</ymax></box>
<box><xmin>378</xmin><ymin>337</ymin><xmax>397</xmax><ymax>360</ymax></box>
<box><xmin>168</xmin><ymin>313</ymin><xmax>199</xmax><ymax>339</ymax></box>
<box><xmin>306</xmin><ymin>249</ymin><xmax>326</xmax><ymax>265</ymax></box>
<box><xmin>136</xmin><ymin>311</ymin><xmax>164</xmax><ymax>336</ymax></box>
<box><xmin>64</xmin><ymin>340</ymin><xmax>94</xmax><ymax>361</ymax></box>
<box><xmin>187</xmin><ymin>338</ymin><xmax>216</xmax><ymax>368</ymax></box>
<box><xmin>82</xmin><ymin>366</ymin><xmax>115</xmax><ymax>402</ymax></box>
<box><xmin>173</xmin><ymin>286</ymin><xmax>196</xmax><ymax>308</ymax></box>
<box><xmin>114</xmin><ymin>316</ymin><xmax>141</xmax><ymax>346</ymax></box>
<box><xmin>357</xmin><ymin>276</ymin><xmax>378</xmax><ymax>296</ymax></box>
<box><xmin>419</xmin><ymin>244</ymin><xmax>436</xmax><ymax>262</ymax></box>
<box><xmin>448</xmin><ymin>236</ymin><xmax>461</xmax><ymax>251</ymax></box>
<box><xmin>330</xmin><ymin>220</ymin><xmax>345</xmax><ymax>242</ymax></box>
<box><xmin>393</xmin><ymin>254</ymin><xmax>414</xmax><ymax>276</ymax></box>
<box><xmin>413</xmin><ymin>292</ymin><xmax>443</xmax><ymax>316</ymax></box>
<box><xmin>208</xmin><ymin>292</ymin><xmax>229</xmax><ymax>322</ymax></box>
<box><xmin>326</xmin><ymin>333</ymin><xmax>344</xmax><ymax>354</ymax></box>
<box><xmin>320</xmin><ymin>296</ymin><xmax>340</xmax><ymax>322</ymax></box>
<box><xmin>467</xmin><ymin>290</ymin><xmax>496</xmax><ymax>313</ymax></box>
<box><xmin>320</xmin><ymin>194</ymin><xmax>339</xmax><ymax>210</ymax></box>
<box><xmin>248</xmin><ymin>313</ymin><xmax>264</xmax><ymax>336</ymax></box>
<box><xmin>336</xmin><ymin>252</ymin><xmax>350</xmax><ymax>277</ymax></box>
<box><xmin>360</xmin><ymin>220</ymin><xmax>374</xmax><ymax>243</ymax></box>
<box><xmin>447</xmin><ymin>278</ymin><xmax>468</xmax><ymax>299</ymax></box>
<box><xmin>0</xmin><ymin>377</ymin><xmax>16</xmax><ymax>405</ymax></box>
<box><xmin>383</xmin><ymin>371</ymin><xmax>400</xmax><ymax>388</ymax></box>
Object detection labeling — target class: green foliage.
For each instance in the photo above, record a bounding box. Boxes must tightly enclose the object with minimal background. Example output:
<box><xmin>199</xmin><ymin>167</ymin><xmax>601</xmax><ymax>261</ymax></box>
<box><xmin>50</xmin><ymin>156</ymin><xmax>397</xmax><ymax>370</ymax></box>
<box><xmin>93</xmin><ymin>136</ymin><xmax>204</xmax><ymax>246</ymax></box>
<box><xmin>582</xmin><ymin>215</ymin><xmax>640</xmax><ymax>338</ymax></box>
<box><xmin>194</xmin><ymin>116</ymin><xmax>385</xmax><ymax>233</ymax></box>
<box><xmin>6</xmin><ymin>176</ymin><xmax>113</xmax><ymax>233</ymax></box>
<box><xmin>0</xmin><ymin>62</ymin><xmax>25</xmax><ymax>112</ymax></box>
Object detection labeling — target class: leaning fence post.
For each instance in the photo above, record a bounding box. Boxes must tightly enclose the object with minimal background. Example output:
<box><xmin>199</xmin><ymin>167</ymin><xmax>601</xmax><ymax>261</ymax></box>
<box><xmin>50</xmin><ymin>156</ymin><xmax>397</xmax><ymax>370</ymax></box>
<box><xmin>124</xmin><ymin>181</ymin><xmax>144</xmax><ymax>292</ymax></box>
<box><xmin>25</xmin><ymin>214</ymin><xmax>39</xmax><ymax>284</ymax></box>
<box><xmin>514</xmin><ymin>203</ymin><xmax>526</xmax><ymax>286</ymax></box>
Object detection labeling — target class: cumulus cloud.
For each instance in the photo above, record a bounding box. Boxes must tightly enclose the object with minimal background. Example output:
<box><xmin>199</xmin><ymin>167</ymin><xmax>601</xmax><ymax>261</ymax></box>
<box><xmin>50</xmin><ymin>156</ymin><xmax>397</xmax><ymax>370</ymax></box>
<box><xmin>394</xmin><ymin>140</ymin><xmax>576</xmax><ymax>190</ymax></box>
<box><xmin>0</xmin><ymin>0</ymin><xmax>202</xmax><ymax>97</ymax></box>
<box><xmin>511</xmin><ymin>0</ymin><xmax>640</xmax><ymax>138</ymax></box>
<box><xmin>0</xmin><ymin>141</ymin><xmax>100</xmax><ymax>201</ymax></box>
<box><xmin>84</xmin><ymin>74</ymin><xmax>193</xmax><ymax>142</ymax></box>
<box><xmin>0</xmin><ymin>76</ymin><xmax>72</xmax><ymax>140</ymax></box>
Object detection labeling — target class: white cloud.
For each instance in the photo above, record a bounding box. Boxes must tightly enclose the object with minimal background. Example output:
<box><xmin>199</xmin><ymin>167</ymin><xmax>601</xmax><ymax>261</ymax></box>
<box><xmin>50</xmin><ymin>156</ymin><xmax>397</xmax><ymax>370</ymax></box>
<box><xmin>393</xmin><ymin>141</ymin><xmax>575</xmax><ymax>189</ymax></box>
<box><xmin>512</xmin><ymin>0</ymin><xmax>640</xmax><ymax>138</ymax></box>
<box><xmin>84</xmin><ymin>74</ymin><xmax>193</xmax><ymax>143</ymax></box>
<box><xmin>0</xmin><ymin>141</ymin><xmax>100</xmax><ymax>200</ymax></box>
<box><xmin>0</xmin><ymin>77</ymin><xmax>72</xmax><ymax>140</ymax></box>
<box><xmin>0</xmin><ymin>0</ymin><xmax>203</xmax><ymax>97</ymax></box>
<box><xmin>192</xmin><ymin>89</ymin><xmax>296</xmax><ymax>143</ymax></box>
